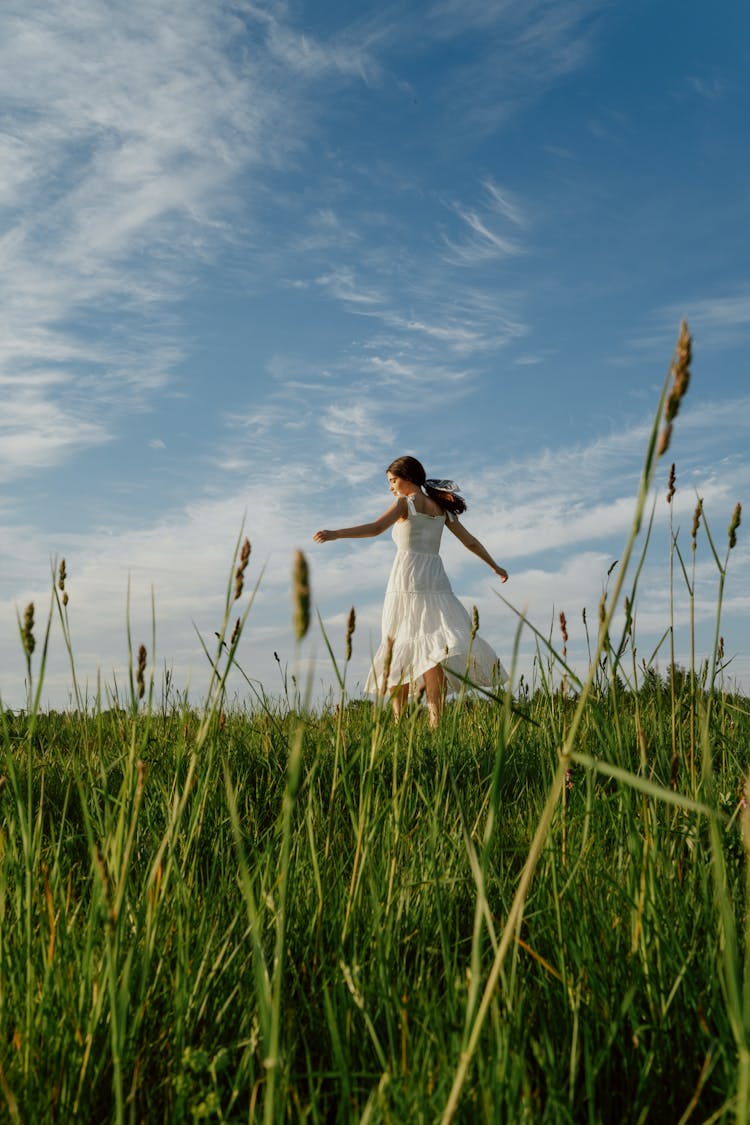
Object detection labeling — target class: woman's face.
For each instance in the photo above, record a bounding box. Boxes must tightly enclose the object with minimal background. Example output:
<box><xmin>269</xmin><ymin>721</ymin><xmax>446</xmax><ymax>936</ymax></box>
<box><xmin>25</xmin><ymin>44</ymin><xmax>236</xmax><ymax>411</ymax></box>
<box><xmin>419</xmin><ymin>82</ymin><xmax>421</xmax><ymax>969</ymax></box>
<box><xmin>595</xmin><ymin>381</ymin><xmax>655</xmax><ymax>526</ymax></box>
<box><xmin>387</xmin><ymin>472</ymin><xmax>408</xmax><ymax>497</ymax></box>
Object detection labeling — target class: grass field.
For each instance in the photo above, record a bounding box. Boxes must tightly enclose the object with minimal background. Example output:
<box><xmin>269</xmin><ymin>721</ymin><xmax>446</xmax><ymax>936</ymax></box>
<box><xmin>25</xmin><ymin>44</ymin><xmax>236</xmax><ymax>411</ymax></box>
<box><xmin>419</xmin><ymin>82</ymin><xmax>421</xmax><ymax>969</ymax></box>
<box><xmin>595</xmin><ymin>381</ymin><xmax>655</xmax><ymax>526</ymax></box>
<box><xmin>1</xmin><ymin>325</ymin><xmax>749</xmax><ymax>1123</ymax></box>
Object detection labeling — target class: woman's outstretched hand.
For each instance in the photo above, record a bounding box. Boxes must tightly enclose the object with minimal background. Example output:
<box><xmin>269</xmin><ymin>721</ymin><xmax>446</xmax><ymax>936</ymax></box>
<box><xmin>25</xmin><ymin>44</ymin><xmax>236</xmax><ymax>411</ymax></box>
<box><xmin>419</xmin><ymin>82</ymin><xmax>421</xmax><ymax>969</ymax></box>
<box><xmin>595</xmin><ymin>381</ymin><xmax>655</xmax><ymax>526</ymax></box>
<box><xmin>313</xmin><ymin>529</ymin><xmax>336</xmax><ymax>543</ymax></box>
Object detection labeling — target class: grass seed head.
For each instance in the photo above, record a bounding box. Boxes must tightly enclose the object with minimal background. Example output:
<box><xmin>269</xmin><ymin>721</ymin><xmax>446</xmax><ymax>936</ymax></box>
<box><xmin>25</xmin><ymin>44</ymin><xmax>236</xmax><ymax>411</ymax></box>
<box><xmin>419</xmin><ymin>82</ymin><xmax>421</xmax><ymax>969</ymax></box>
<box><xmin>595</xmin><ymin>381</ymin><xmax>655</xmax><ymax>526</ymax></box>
<box><xmin>598</xmin><ymin>593</ymin><xmax>607</xmax><ymax>625</ymax></box>
<box><xmin>658</xmin><ymin>320</ymin><xmax>692</xmax><ymax>457</ymax></box>
<box><xmin>293</xmin><ymin>550</ymin><xmax>311</xmax><ymax>640</ymax></box>
<box><xmin>233</xmin><ymin>537</ymin><xmax>252</xmax><ymax>600</ymax></box>
<box><xmin>728</xmin><ymin>502</ymin><xmax>742</xmax><ymax>549</ymax></box>
<box><xmin>230</xmin><ymin>617</ymin><xmax>241</xmax><ymax>646</ymax></box>
<box><xmin>58</xmin><ymin>558</ymin><xmax>67</xmax><ymax>591</ymax></box>
<box><xmin>470</xmin><ymin>605</ymin><xmax>479</xmax><ymax>641</ymax></box>
<box><xmin>22</xmin><ymin>602</ymin><xmax>35</xmax><ymax>657</ymax></box>
<box><xmin>664</xmin><ymin>320</ymin><xmax>692</xmax><ymax>424</ymax></box>
<box><xmin>691</xmin><ymin>498</ymin><xmax>702</xmax><ymax>548</ymax></box>
<box><xmin>657</xmin><ymin>424</ymin><xmax>672</xmax><ymax>458</ymax></box>
<box><xmin>559</xmin><ymin>611</ymin><xmax>568</xmax><ymax>658</ymax></box>
<box><xmin>345</xmin><ymin>606</ymin><xmax>356</xmax><ymax>661</ymax></box>
<box><xmin>136</xmin><ymin>644</ymin><xmax>147</xmax><ymax>699</ymax></box>
<box><xmin>666</xmin><ymin>463</ymin><xmax>676</xmax><ymax>504</ymax></box>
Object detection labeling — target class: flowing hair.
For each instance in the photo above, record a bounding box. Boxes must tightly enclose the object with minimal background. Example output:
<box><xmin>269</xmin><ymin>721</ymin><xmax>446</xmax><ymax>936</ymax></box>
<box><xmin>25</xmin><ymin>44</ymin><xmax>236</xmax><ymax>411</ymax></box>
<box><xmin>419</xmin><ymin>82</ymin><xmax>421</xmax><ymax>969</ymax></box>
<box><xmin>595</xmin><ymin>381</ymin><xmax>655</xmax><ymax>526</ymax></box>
<box><xmin>387</xmin><ymin>456</ymin><xmax>467</xmax><ymax>516</ymax></box>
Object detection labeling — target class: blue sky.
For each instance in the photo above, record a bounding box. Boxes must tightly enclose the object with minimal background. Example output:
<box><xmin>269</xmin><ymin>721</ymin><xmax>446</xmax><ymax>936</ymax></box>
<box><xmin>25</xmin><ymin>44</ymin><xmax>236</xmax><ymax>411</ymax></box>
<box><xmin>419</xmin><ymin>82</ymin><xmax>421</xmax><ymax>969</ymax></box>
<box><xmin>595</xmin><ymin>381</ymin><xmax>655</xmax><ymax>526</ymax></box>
<box><xmin>1</xmin><ymin>0</ymin><xmax>748</xmax><ymax>710</ymax></box>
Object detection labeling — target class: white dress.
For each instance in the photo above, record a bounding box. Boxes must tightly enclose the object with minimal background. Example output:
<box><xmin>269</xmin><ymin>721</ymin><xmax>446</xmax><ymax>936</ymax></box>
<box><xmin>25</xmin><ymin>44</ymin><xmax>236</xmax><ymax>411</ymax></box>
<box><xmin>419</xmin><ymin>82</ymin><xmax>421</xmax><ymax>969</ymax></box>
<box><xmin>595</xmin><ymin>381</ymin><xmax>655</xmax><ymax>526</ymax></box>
<box><xmin>364</xmin><ymin>494</ymin><xmax>506</xmax><ymax>695</ymax></box>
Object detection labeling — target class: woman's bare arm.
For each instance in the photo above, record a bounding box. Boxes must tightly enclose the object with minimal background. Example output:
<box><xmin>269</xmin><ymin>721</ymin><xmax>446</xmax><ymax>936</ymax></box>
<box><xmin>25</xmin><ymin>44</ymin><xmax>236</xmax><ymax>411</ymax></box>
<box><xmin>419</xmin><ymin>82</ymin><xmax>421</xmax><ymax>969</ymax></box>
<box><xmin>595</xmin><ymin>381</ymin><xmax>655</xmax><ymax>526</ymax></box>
<box><xmin>446</xmin><ymin>517</ymin><xmax>508</xmax><ymax>581</ymax></box>
<box><xmin>313</xmin><ymin>498</ymin><xmax>406</xmax><ymax>543</ymax></box>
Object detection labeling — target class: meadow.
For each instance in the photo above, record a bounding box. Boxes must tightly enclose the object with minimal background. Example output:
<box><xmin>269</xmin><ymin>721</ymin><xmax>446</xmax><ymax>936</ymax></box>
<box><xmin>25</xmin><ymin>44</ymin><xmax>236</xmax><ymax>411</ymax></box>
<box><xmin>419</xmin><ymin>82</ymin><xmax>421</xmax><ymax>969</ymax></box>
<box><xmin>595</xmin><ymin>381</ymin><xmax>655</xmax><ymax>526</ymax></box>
<box><xmin>1</xmin><ymin>324</ymin><xmax>749</xmax><ymax>1123</ymax></box>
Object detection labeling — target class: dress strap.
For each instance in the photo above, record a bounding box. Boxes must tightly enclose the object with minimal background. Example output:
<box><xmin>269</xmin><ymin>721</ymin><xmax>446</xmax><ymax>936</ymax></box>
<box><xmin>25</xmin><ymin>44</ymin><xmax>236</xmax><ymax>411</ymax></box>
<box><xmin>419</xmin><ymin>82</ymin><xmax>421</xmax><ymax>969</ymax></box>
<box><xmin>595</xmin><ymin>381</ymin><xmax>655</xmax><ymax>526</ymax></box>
<box><xmin>405</xmin><ymin>494</ymin><xmax>417</xmax><ymax>514</ymax></box>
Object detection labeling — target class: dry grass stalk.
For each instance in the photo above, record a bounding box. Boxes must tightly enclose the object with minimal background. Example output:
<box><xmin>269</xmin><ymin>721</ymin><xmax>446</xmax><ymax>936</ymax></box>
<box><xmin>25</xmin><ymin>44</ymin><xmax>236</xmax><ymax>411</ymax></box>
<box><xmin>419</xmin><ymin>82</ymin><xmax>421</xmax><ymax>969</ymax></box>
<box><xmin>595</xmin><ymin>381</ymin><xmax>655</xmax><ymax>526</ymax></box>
<box><xmin>293</xmin><ymin>550</ymin><xmax>311</xmax><ymax>640</ymax></box>
<box><xmin>234</xmin><ymin>537</ymin><xmax>252</xmax><ymax>600</ymax></box>
<box><xmin>345</xmin><ymin>606</ymin><xmax>356</xmax><ymax>661</ymax></box>
<box><xmin>657</xmin><ymin>320</ymin><xmax>692</xmax><ymax>457</ymax></box>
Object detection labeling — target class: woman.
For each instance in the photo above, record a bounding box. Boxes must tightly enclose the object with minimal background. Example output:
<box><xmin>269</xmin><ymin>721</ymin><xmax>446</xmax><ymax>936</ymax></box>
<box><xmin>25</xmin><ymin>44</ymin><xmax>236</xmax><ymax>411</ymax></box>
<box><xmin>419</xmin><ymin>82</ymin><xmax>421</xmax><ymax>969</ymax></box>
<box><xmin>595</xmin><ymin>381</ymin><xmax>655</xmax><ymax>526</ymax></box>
<box><xmin>313</xmin><ymin>456</ymin><xmax>508</xmax><ymax>727</ymax></box>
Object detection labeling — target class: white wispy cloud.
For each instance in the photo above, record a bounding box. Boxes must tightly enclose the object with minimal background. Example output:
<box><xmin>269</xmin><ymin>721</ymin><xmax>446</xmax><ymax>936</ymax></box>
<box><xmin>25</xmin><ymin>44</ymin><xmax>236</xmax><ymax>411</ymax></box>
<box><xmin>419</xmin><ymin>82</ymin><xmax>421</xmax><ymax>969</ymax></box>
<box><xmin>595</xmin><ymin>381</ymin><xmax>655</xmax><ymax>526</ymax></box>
<box><xmin>482</xmin><ymin>179</ymin><xmax>527</xmax><ymax>228</ymax></box>
<box><xmin>663</xmin><ymin>291</ymin><xmax>750</xmax><ymax>345</ymax></box>
<box><xmin>366</xmin><ymin>355</ymin><xmax>469</xmax><ymax>385</ymax></box>
<box><xmin>685</xmin><ymin>74</ymin><xmax>726</xmax><ymax>101</ymax></box>
<box><xmin>390</xmin><ymin>315</ymin><xmax>486</xmax><ymax>351</ymax></box>
<box><xmin>0</xmin><ymin>0</ymin><xmax>285</xmax><ymax>480</ymax></box>
<box><xmin>246</xmin><ymin>3</ymin><xmax>382</xmax><ymax>83</ymax></box>
<box><xmin>320</xmin><ymin>278</ymin><xmax>527</xmax><ymax>359</ymax></box>
<box><xmin>301</xmin><ymin>214</ymin><xmax>528</xmax><ymax>390</ymax></box>
<box><xmin>631</xmin><ymin>289</ymin><xmax>750</xmax><ymax>357</ymax></box>
<box><xmin>0</xmin><ymin>391</ymin><xmax>110</xmax><ymax>483</ymax></box>
<box><xmin>445</xmin><ymin>399</ymin><xmax>750</xmax><ymax>579</ymax></box>
<box><xmin>445</xmin><ymin>179</ymin><xmax>526</xmax><ymax>264</ymax></box>
<box><xmin>424</xmin><ymin>0</ymin><xmax>604</xmax><ymax>134</ymax></box>
<box><xmin>446</xmin><ymin>211</ymin><xmax>522</xmax><ymax>264</ymax></box>
<box><xmin>320</xmin><ymin>400</ymin><xmax>393</xmax><ymax>445</ymax></box>
<box><xmin>513</xmin><ymin>354</ymin><xmax>545</xmax><ymax>367</ymax></box>
<box><xmin>295</xmin><ymin>209</ymin><xmax>362</xmax><ymax>252</ymax></box>
<box><xmin>315</xmin><ymin>269</ymin><xmax>386</xmax><ymax>307</ymax></box>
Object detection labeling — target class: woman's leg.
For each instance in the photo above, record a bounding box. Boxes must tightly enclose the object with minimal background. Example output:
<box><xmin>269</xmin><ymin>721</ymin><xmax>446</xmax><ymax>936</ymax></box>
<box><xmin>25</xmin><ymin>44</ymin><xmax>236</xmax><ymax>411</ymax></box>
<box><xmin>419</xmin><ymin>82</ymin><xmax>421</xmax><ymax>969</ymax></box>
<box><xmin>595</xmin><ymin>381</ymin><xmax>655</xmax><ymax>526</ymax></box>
<box><xmin>423</xmin><ymin>664</ymin><xmax>446</xmax><ymax>728</ymax></box>
<box><xmin>390</xmin><ymin>683</ymin><xmax>409</xmax><ymax>722</ymax></box>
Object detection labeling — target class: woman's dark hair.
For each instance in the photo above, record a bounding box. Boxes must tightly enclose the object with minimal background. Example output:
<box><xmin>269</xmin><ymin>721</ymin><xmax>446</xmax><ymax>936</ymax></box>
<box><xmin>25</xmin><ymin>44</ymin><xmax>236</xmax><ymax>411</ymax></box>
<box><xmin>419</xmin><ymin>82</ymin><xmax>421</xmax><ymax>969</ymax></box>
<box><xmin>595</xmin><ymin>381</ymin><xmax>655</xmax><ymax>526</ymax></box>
<box><xmin>387</xmin><ymin>456</ymin><xmax>467</xmax><ymax>516</ymax></box>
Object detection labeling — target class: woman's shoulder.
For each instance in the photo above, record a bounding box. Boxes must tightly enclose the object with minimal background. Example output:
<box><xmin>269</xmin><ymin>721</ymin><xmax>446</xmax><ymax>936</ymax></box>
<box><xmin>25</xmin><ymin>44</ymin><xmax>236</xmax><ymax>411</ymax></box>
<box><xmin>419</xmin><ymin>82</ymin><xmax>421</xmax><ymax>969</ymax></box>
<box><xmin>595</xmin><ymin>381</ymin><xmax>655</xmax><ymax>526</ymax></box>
<box><xmin>392</xmin><ymin>495</ymin><xmax>410</xmax><ymax>520</ymax></box>
<box><xmin>408</xmin><ymin>493</ymin><xmax>445</xmax><ymax>518</ymax></box>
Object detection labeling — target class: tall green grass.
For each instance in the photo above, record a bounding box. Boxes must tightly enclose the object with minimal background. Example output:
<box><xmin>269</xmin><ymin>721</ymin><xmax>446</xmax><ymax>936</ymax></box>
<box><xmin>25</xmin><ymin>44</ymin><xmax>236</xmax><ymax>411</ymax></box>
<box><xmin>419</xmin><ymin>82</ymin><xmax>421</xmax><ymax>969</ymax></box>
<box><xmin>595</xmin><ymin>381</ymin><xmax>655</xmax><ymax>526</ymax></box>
<box><xmin>1</xmin><ymin>323</ymin><xmax>748</xmax><ymax>1122</ymax></box>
